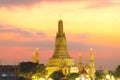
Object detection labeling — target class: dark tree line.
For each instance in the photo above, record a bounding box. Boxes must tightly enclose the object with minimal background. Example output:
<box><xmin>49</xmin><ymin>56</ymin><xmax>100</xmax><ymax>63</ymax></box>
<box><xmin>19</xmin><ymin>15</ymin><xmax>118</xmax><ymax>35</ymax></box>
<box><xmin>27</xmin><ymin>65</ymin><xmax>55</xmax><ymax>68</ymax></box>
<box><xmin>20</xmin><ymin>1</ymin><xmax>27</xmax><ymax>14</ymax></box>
<box><xmin>95</xmin><ymin>65</ymin><xmax>120</xmax><ymax>79</ymax></box>
<box><xmin>19</xmin><ymin>62</ymin><xmax>47</xmax><ymax>80</ymax></box>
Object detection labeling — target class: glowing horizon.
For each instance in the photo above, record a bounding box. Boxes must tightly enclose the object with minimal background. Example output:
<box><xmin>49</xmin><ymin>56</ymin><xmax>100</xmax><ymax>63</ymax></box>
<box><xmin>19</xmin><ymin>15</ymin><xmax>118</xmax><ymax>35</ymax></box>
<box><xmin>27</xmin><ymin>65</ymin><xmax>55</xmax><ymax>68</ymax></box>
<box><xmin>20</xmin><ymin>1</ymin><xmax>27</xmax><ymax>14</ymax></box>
<box><xmin>0</xmin><ymin>0</ymin><xmax>120</xmax><ymax>70</ymax></box>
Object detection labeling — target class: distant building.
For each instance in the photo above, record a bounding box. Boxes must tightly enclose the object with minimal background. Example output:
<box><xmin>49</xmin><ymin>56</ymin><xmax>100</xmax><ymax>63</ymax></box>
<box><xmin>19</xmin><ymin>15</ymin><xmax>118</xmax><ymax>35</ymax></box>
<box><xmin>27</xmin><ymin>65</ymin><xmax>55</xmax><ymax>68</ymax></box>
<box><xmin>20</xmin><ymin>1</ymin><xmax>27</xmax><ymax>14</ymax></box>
<box><xmin>0</xmin><ymin>65</ymin><xmax>18</xmax><ymax>80</ymax></box>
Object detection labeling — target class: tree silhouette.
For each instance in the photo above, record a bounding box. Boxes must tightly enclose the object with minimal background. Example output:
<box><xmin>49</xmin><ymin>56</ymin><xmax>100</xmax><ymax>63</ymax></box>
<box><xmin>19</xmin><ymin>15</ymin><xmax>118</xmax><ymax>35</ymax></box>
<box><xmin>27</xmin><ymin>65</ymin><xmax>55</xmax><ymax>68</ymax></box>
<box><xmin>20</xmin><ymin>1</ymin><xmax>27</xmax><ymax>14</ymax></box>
<box><xmin>67</xmin><ymin>73</ymin><xmax>79</xmax><ymax>80</ymax></box>
<box><xmin>49</xmin><ymin>70</ymin><xmax>65</xmax><ymax>80</ymax></box>
<box><xmin>33</xmin><ymin>64</ymin><xmax>48</xmax><ymax>78</ymax></box>
<box><xmin>19</xmin><ymin>62</ymin><xmax>38</xmax><ymax>79</ymax></box>
<box><xmin>19</xmin><ymin>62</ymin><xmax>47</xmax><ymax>79</ymax></box>
<box><xmin>114</xmin><ymin>65</ymin><xmax>120</xmax><ymax>78</ymax></box>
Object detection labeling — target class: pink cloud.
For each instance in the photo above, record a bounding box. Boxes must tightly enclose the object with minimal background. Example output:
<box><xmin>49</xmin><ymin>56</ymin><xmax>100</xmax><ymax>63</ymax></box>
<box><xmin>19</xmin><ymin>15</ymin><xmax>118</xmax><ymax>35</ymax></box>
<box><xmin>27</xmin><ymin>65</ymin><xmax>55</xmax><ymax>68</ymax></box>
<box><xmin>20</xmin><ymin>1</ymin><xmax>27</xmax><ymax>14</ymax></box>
<box><xmin>85</xmin><ymin>0</ymin><xmax>120</xmax><ymax>8</ymax></box>
<box><xmin>0</xmin><ymin>25</ymin><xmax>53</xmax><ymax>41</ymax></box>
<box><xmin>1</xmin><ymin>0</ymin><xmax>120</xmax><ymax>10</ymax></box>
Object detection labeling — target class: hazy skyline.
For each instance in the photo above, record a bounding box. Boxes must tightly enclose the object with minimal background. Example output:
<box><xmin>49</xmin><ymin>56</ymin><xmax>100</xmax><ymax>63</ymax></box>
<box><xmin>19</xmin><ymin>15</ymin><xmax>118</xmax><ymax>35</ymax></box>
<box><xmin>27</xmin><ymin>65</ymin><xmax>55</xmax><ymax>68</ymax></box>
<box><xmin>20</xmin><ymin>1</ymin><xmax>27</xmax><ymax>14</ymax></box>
<box><xmin>0</xmin><ymin>0</ymin><xmax>120</xmax><ymax>70</ymax></box>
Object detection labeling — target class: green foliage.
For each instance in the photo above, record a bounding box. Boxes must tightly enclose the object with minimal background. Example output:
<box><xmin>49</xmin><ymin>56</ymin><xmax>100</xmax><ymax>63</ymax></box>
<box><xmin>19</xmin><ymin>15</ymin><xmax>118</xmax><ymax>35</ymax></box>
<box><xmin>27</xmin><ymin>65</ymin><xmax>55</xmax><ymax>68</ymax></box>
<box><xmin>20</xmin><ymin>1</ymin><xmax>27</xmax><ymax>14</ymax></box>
<box><xmin>49</xmin><ymin>70</ymin><xmax>65</xmax><ymax>80</ymax></box>
<box><xmin>19</xmin><ymin>62</ymin><xmax>38</xmax><ymax>78</ymax></box>
<box><xmin>114</xmin><ymin>65</ymin><xmax>120</xmax><ymax>78</ymax></box>
<box><xmin>67</xmin><ymin>73</ymin><xmax>79</xmax><ymax>80</ymax></box>
<box><xmin>95</xmin><ymin>71</ymin><xmax>104</xmax><ymax>79</ymax></box>
<box><xmin>34</xmin><ymin>64</ymin><xmax>48</xmax><ymax>78</ymax></box>
<box><xmin>19</xmin><ymin>62</ymin><xmax>47</xmax><ymax>79</ymax></box>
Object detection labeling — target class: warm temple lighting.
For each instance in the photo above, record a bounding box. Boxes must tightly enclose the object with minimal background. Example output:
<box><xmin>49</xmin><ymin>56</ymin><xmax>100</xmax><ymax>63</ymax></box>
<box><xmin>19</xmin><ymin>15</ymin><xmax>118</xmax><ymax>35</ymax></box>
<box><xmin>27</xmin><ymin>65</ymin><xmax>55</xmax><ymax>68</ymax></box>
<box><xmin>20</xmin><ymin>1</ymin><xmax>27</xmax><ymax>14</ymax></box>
<box><xmin>106</xmin><ymin>74</ymin><xmax>110</xmax><ymax>80</ymax></box>
<box><xmin>76</xmin><ymin>77</ymin><xmax>80</xmax><ymax>80</ymax></box>
<box><xmin>32</xmin><ymin>75</ymin><xmax>46</xmax><ymax>80</ymax></box>
<box><xmin>81</xmin><ymin>76</ymin><xmax>86</xmax><ymax>80</ymax></box>
<box><xmin>111</xmin><ymin>75</ymin><xmax>115</xmax><ymax>80</ymax></box>
<box><xmin>48</xmin><ymin>78</ymin><xmax>53</xmax><ymax>80</ymax></box>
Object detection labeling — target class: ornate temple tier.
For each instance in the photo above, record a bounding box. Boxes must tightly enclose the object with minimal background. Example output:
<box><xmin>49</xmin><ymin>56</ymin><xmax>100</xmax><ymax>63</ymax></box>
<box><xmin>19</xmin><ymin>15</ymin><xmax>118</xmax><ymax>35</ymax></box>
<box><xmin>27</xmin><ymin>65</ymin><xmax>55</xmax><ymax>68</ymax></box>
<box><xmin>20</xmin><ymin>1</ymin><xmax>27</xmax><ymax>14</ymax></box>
<box><xmin>46</xmin><ymin>18</ymin><xmax>77</xmax><ymax>76</ymax></box>
<box><xmin>52</xmin><ymin>19</ymin><xmax>70</xmax><ymax>58</ymax></box>
<box><xmin>47</xmin><ymin>58</ymin><xmax>75</xmax><ymax>67</ymax></box>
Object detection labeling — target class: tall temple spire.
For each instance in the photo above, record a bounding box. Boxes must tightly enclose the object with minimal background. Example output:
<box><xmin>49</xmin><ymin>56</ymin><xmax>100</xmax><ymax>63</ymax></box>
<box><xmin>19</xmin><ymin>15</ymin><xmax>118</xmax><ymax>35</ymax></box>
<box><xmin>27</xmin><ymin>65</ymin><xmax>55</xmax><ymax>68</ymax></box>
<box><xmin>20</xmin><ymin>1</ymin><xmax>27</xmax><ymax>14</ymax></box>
<box><xmin>78</xmin><ymin>53</ymin><xmax>82</xmax><ymax>66</ymax></box>
<box><xmin>89</xmin><ymin>48</ymin><xmax>96</xmax><ymax>80</ymax></box>
<box><xmin>90</xmin><ymin>48</ymin><xmax>94</xmax><ymax>62</ymax></box>
<box><xmin>79</xmin><ymin>55</ymin><xmax>82</xmax><ymax>64</ymax></box>
<box><xmin>52</xmin><ymin>18</ymin><xmax>70</xmax><ymax>58</ymax></box>
<box><xmin>46</xmin><ymin>18</ymin><xmax>78</xmax><ymax>76</ymax></box>
<box><xmin>58</xmin><ymin>17</ymin><xmax>63</xmax><ymax>34</ymax></box>
<box><xmin>78</xmin><ymin>53</ymin><xmax>83</xmax><ymax>71</ymax></box>
<box><xmin>90</xmin><ymin>48</ymin><xmax>95</xmax><ymax>67</ymax></box>
<box><xmin>32</xmin><ymin>48</ymin><xmax>39</xmax><ymax>63</ymax></box>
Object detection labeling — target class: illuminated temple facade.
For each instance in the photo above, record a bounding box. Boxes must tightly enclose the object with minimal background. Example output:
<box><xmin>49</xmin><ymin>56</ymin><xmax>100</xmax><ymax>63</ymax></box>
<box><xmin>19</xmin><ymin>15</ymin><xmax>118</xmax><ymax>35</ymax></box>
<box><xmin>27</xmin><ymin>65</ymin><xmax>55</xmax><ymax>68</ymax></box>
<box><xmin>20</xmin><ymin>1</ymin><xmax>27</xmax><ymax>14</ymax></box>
<box><xmin>46</xmin><ymin>18</ymin><xmax>96</xmax><ymax>79</ymax></box>
<box><xmin>46</xmin><ymin>18</ymin><xmax>78</xmax><ymax>76</ymax></box>
<box><xmin>78</xmin><ymin>48</ymin><xmax>96</xmax><ymax>80</ymax></box>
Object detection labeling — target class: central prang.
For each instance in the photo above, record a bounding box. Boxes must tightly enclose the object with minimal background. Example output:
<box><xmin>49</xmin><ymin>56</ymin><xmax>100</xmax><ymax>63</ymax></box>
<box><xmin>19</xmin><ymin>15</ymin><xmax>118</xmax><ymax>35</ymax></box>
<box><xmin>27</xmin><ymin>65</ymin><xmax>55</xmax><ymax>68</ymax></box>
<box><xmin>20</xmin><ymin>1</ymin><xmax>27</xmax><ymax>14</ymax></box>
<box><xmin>52</xmin><ymin>19</ymin><xmax>70</xmax><ymax>58</ymax></box>
<box><xmin>46</xmin><ymin>18</ymin><xmax>77</xmax><ymax>76</ymax></box>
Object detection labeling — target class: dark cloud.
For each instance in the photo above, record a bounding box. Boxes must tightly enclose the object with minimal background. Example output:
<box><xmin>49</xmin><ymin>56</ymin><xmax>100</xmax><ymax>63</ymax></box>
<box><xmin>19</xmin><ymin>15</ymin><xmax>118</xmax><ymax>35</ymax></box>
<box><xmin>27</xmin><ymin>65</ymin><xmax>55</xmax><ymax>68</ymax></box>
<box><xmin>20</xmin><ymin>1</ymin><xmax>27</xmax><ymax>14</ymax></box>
<box><xmin>0</xmin><ymin>39</ymin><xmax>54</xmax><ymax>50</ymax></box>
<box><xmin>0</xmin><ymin>0</ymin><xmax>41</xmax><ymax>8</ymax></box>
<box><xmin>0</xmin><ymin>0</ymin><xmax>119</xmax><ymax>9</ymax></box>
<box><xmin>0</xmin><ymin>36</ymin><xmax>111</xmax><ymax>52</ymax></box>
<box><xmin>0</xmin><ymin>0</ymin><xmax>86</xmax><ymax>8</ymax></box>
<box><xmin>0</xmin><ymin>25</ymin><xmax>47</xmax><ymax>37</ymax></box>
<box><xmin>21</xmin><ymin>40</ymin><xmax>54</xmax><ymax>50</ymax></box>
<box><xmin>36</xmin><ymin>32</ymin><xmax>46</xmax><ymax>37</ymax></box>
<box><xmin>0</xmin><ymin>25</ymin><xmax>32</xmax><ymax>37</ymax></box>
<box><xmin>0</xmin><ymin>0</ymin><xmax>64</xmax><ymax>8</ymax></box>
<box><xmin>67</xmin><ymin>41</ymin><xmax>112</xmax><ymax>52</ymax></box>
<box><xmin>0</xmin><ymin>25</ymin><xmax>52</xmax><ymax>50</ymax></box>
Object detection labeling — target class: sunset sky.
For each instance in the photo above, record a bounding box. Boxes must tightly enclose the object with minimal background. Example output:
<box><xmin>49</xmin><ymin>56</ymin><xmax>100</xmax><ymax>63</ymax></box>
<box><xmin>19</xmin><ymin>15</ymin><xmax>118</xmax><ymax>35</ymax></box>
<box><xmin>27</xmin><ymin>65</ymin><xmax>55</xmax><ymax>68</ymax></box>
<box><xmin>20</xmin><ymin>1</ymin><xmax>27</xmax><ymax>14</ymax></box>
<box><xmin>0</xmin><ymin>0</ymin><xmax>120</xmax><ymax>70</ymax></box>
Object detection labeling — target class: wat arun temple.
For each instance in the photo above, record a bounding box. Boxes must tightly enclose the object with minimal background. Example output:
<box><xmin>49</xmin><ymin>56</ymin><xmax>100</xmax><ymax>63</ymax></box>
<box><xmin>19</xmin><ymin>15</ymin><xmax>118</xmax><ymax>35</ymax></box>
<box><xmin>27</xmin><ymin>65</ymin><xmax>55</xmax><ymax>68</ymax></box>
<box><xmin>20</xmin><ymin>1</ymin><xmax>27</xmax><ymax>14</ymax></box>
<box><xmin>46</xmin><ymin>18</ymin><xmax>78</xmax><ymax>75</ymax></box>
<box><xmin>33</xmin><ymin>18</ymin><xmax>96</xmax><ymax>80</ymax></box>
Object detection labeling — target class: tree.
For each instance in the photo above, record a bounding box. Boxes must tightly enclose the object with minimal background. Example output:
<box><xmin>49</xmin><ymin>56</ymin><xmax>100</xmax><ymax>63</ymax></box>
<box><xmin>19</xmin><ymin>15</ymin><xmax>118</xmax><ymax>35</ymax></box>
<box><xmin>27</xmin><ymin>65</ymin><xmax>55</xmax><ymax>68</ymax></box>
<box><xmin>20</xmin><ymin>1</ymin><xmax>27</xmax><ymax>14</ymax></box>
<box><xmin>95</xmin><ymin>71</ymin><xmax>104</xmax><ymax>80</ymax></box>
<box><xmin>114</xmin><ymin>65</ymin><xmax>120</xmax><ymax>78</ymax></box>
<box><xmin>33</xmin><ymin>64</ymin><xmax>48</xmax><ymax>78</ymax></box>
<box><xmin>19</xmin><ymin>62</ymin><xmax>38</xmax><ymax>79</ymax></box>
<box><xmin>19</xmin><ymin>62</ymin><xmax>47</xmax><ymax>80</ymax></box>
<box><xmin>67</xmin><ymin>73</ymin><xmax>79</xmax><ymax>80</ymax></box>
<box><xmin>49</xmin><ymin>70</ymin><xmax>65</xmax><ymax>80</ymax></box>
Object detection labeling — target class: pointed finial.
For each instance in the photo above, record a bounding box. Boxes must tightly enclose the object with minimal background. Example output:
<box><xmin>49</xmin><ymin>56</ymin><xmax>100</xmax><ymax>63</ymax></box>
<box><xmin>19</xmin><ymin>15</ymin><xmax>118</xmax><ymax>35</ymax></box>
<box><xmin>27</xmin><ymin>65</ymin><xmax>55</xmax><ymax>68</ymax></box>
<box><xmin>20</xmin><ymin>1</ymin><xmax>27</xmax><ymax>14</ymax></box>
<box><xmin>90</xmin><ymin>48</ymin><xmax>94</xmax><ymax>61</ymax></box>
<box><xmin>36</xmin><ymin>48</ymin><xmax>38</xmax><ymax>52</ymax></box>
<box><xmin>90</xmin><ymin>48</ymin><xmax>93</xmax><ymax>51</ymax></box>
<box><xmin>36</xmin><ymin>48</ymin><xmax>38</xmax><ymax>50</ymax></box>
<box><xmin>59</xmin><ymin>14</ymin><xmax>62</xmax><ymax>20</ymax></box>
